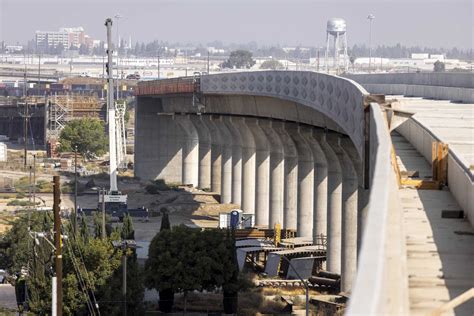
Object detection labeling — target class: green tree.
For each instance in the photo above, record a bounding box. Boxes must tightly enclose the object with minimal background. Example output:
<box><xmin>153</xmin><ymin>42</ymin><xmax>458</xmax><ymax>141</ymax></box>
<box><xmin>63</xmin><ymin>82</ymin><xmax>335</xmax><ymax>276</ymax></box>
<box><xmin>58</xmin><ymin>118</ymin><xmax>107</xmax><ymax>159</ymax></box>
<box><xmin>433</xmin><ymin>60</ymin><xmax>445</xmax><ymax>72</ymax></box>
<box><xmin>260</xmin><ymin>59</ymin><xmax>284</xmax><ymax>70</ymax></box>
<box><xmin>160</xmin><ymin>210</ymin><xmax>171</xmax><ymax>231</ymax></box>
<box><xmin>121</xmin><ymin>213</ymin><xmax>135</xmax><ymax>240</ymax></box>
<box><xmin>221</xmin><ymin>50</ymin><xmax>256</xmax><ymax>69</ymax></box>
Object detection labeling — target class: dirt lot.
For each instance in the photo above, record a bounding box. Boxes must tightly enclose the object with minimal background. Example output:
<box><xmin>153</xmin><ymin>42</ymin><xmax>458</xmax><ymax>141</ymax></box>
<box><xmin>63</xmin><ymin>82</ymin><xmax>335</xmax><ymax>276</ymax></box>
<box><xmin>0</xmin><ymin>155</ymin><xmax>238</xmax><ymax>239</ymax></box>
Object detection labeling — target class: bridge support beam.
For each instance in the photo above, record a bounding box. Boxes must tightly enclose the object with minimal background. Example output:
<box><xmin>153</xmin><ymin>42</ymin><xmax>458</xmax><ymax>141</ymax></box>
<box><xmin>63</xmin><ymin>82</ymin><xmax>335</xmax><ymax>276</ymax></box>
<box><xmin>328</xmin><ymin>135</ymin><xmax>358</xmax><ymax>292</ymax></box>
<box><xmin>247</xmin><ymin>118</ymin><xmax>270</xmax><ymax>227</ymax></box>
<box><xmin>224</xmin><ymin>117</ymin><xmax>243</xmax><ymax>206</ymax></box>
<box><xmin>176</xmin><ymin>115</ymin><xmax>199</xmax><ymax>187</ymax></box>
<box><xmin>190</xmin><ymin>116</ymin><xmax>211</xmax><ymax>190</ymax></box>
<box><xmin>260</xmin><ymin>120</ymin><xmax>285</xmax><ymax>228</ymax></box>
<box><xmin>274</xmin><ymin>122</ymin><xmax>298</xmax><ymax>230</ymax></box>
<box><xmin>288</xmin><ymin>124</ymin><xmax>314</xmax><ymax>238</ymax></box>
<box><xmin>316</xmin><ymin>131</ymin><xmax>342</xmax><ymax>274</ymax></box>
<box><xmin>205</xmin><ymin>116</ymin><xmax>222</xmax><ymax>194</ymax></box>
<box><xmin>301</xmin><ymin>127</ymin><xmax>328</xmax><ymax>244</ymax></box>
<box><xmin>214</xmin><ymin>117</ymin><xmax>233</xmax><ymax>204</ymax></box>
<box><xmin>233</xmin><ymin>118</ymin><xmax>256</xmax><ymax>215</ymax></box>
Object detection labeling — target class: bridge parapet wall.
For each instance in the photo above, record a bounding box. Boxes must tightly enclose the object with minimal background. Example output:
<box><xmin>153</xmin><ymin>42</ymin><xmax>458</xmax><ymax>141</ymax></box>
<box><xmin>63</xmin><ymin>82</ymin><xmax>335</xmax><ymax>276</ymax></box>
<box><xmin>346</xmin><ymin>72</ymin><xmax>474</xmax><ymax>103</ymax></box>
<box><xmin>348</xmin><ymin>103</ymin><xmax>409</xmax><ymax>315</ymax></box>
<box><xmin>200</xmin><ymin>71</ymin><xmax>367</xmax><ymax>158</ymax></box>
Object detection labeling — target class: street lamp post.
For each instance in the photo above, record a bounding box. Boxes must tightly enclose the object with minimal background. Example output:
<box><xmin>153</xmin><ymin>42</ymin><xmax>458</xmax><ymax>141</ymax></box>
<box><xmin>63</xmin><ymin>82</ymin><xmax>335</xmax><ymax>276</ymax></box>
<box><xmin>281</xmin><ymin>256</ymin><xmax>310</xmax><ymax>316</ymax></box>
<box><xmin>114</xmin><ymin>14</ymin><xmax>123</xmax><ymax>100</ymax></box>
<box><xmin>74</xmin><ymin>146</ymin><xmax>78</xmax><ymax>235</ymax></box>
<box><xmin>367</xmin><ymin>14</ymin><xmax>375</xmax><ymax>73</ymax></box>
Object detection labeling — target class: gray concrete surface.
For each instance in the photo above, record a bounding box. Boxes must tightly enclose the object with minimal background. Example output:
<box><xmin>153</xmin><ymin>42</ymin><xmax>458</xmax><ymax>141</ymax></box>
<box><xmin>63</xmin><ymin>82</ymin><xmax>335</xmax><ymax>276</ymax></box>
<box><xmin>394</xmin><ymin>132</ymin><xmax>474</xmax><ymax>316</ymax></box>
<box><xmin>393</xmin><ymin>96</ymin><xmax>474</xmax><ymax>226</ymax></box>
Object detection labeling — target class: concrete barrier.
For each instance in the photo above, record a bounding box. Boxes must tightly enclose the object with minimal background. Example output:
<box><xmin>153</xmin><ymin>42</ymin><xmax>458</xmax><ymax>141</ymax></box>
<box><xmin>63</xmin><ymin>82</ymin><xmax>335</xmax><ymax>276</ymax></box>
<box><xmin>346</xmin><ymin>73</ymin><xmax>474</xmax><ymax>103</ymax></box>
<box><xmin>347</xmin><ymin>103</ymin><xmax>409</xmax><ymax>315</ymax></box>
<box><xmin>397</xmin><ymin>118</ymin><xmax>474</xmax><ymax>225</ymax></box>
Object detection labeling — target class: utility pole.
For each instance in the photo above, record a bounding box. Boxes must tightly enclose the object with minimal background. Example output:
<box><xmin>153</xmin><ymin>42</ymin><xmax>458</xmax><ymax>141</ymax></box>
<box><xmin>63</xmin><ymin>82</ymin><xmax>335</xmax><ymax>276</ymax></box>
<box><xmin>367</xmin><ymin>14</ymin><xmax>375</xmax><ymax>73</ymax></box>
<box><xmin>53</xmin><ymin>175</ymin><xmax>63</xmax><ymax>316</ymax></box>
<box><xmin>114</xmin><ymin>14</ymin><xmax>123</xmax><ymax>100</ymax></box>
<box><xmin>33</xmin><ymin>154</ymin><xmax>36</xmax><ymax>206</ymax></box>
<box><xmin>101</xmin><ymin>189</ymin><xmax>106</xmax><ymax>240</ymax></box>
<box><xmin>73</xmin><ymin>146</ymin><xmax>78</xmax><ymax>235</ymax></box>
<box><xmin>207</xmin><ymin>51</ymin><xmax>210</xmax><ymax>74</ymax></box>
<box><xmin>23</xmin><ymin>102</ymin><xmax>29</xmax><ymax>167</ymax></box>
<box><xmin>122</xmin><ymin>242</ymin><xmax>127</xmax><ymax>316</ymax></box>
<box><xmin>37</xmin><ymin>53</ymin><xmax>41</xmax><ymax>96</ymax></box>
<box><xmin>157</xmin><ymin>53</ymin><xmax>160</xmax><ymax>80</ymax></box>
<box><xmin>317</xmin><ymin>48</ymin><xmax>320</xmax><ymax>72</ymax></box>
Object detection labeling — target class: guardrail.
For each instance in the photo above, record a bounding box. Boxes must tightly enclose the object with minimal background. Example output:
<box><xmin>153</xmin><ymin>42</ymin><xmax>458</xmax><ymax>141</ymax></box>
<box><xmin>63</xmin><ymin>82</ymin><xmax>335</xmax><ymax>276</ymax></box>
<box><xmin>345</xmin><ymin>73</ymin><xmax>474</xmax><ymax>103</ymax></box>
<box><xmin>347</xmin><ymin>103</ymin><xmax>409</xmax><ymax>315</ymax></box>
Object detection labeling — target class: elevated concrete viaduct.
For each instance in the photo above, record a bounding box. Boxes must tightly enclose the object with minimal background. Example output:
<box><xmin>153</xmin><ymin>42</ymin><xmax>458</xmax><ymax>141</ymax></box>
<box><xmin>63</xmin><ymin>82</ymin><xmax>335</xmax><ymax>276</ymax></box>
<box><xmin>134</xmin><ymin>71</ymin><xmax>473</xmax><ymax>314</ymax></box>
<box><xmin>135</xmin><ymin>71</ymin><xmax>369</xmax><ymax>292</ymax></box>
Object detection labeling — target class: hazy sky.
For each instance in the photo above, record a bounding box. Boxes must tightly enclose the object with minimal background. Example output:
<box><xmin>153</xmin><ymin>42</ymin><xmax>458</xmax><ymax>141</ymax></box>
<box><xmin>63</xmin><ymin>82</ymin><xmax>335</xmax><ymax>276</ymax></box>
<box><xmin>0</xmin><ymin>0</ymin><xmax>472</xmax><ymax>49</ymax></box>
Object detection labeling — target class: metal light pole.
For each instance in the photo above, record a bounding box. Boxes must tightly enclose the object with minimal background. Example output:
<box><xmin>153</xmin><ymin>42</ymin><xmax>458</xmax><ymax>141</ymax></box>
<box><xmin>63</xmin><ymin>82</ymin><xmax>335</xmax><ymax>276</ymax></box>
<box><xmin>53</xmin><ymin>175</ymin><xmax>63</xmax><ymax>316</ymax></box>
<box><xmin>112</xmin><ymin>240</ymin><xmax>138</xmax><ymax>316</ymax></box>
<box><xmin>367</xmin><ymin>14</ymin><xmax>375</xmax><ymax>73</ymax></box>
<box><xmin>114</xmin><ymin>14</ymin><xmax>123</xmax><ymax>100</ymax></box>
<box><xmin>282</xmin><ymin>256</ymin><xmax>310</xmax><ymax>316</ymax></box>
<box><xmin>157</xmin><ymin>53</ymin><xmax>160</xmax><ymax>80</ymax></box>
<box><xmin>74</xmin><ymin>146</ymin><xmax>78</xmax><ymax>235</ymax></box>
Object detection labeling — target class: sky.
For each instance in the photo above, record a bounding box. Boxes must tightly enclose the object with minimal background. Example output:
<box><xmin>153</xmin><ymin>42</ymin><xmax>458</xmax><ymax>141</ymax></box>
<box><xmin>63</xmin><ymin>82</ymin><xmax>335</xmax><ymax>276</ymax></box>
<box><xmin>0</xmin><ymin>0</ymin><xmax>472</xmax><ymax>49</ymax></box>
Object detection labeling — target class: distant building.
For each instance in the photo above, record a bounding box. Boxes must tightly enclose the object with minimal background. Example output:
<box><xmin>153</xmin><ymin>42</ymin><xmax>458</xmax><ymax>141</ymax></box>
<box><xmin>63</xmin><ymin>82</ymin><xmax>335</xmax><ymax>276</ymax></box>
<box><xmin>5</xmin><ymin>45</ymin><xmax>23</xmax><ymax>53</ymax></box>
<box><xmin>35</xmin><ymin>27</ymin><xmax>92</xmax><ymax>50</ymax></box>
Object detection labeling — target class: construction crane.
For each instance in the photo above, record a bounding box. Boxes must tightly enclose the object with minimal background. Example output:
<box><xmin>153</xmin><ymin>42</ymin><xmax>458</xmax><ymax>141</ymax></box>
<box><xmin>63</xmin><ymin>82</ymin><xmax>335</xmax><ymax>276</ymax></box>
<box><xmin>79</xmin><ymin>18</ymin><xmax>147</xmax><ymax>221</ymax></box>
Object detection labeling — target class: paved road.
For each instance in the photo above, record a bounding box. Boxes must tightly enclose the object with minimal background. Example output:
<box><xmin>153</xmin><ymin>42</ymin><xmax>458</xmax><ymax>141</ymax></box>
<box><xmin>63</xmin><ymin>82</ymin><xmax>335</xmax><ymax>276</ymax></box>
<box><xmin>0</xmin><ymin>284</ymin><xmax>17</xmax><ymax>313</ymax></box>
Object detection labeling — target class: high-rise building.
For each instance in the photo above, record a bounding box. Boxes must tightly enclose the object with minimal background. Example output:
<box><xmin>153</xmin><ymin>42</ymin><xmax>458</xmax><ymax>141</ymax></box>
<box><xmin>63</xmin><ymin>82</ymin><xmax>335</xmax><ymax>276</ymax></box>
<box><xmin>35</xmin><ymin>27</ymin><xmax>91</xmax><ymax>50</ymax></box>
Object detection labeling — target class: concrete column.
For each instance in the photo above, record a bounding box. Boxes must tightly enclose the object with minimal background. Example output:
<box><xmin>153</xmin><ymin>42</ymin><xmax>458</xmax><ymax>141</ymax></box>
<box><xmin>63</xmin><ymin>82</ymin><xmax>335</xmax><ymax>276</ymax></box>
<box><xmin>315</xmin><ymin>131</ymin><xmax>342</xmax><ymax>274</ymax></box>
<box><xmin>190</xmin><ymin>115</ymin><xmax>211</xmax><ymax>190</ymax></box>
<box><xmin>328</xmin><ymin>135</ymin><xmax>358</xmax><ymax>292</ymax></box>
<box><xmin>232</xmin><ymin>118</ymin><xmax>256</xmax><ymax>214</ymax></box>
<box><xmin>260</xmin><ymin>120</ymin><xmax>284</xmax><ymax>228</ymax></box>
<box><xmin>287</xmin><ymin>124</ymin><xmax>314</xmax><ymax>238</ymax></box>
<box><xmin>341</xmin><ymin>137</ymin><xmax>366</xmax><ymax>256</ymax></box>
<box><xmin>247</xmin><ymin>118</ymin><xmax>270</xmax><ymax>227</ymax></box>
<box><xmin>203</xmin><ymin>115</ymin><xmax>222</xmax><ymax>194</ymax></box>
<box><xmin>301</xmin><ymin>127</ymin><xmax>328</xmax><ymax>244</ymax></box>
<box><xmin>175</xmin><ymin>115</ymin><xmax>199</xmax><ymax>187</ymax></box>
<box><xmin>273</xmin><ymin>122</ymin><xmax>298</xmax><ymax>230</ymax></box>
<box><xmin>214</xmin><ymin>117</ymin><xmax>233</xmax><ymax>204</ymax></box>
<box><xmin>135</xmin><ymin>100</ymin><xmax>184</xmax><ymax>183</ymax></box>
<box><xmin>224</xmin><ymin>117</ymin><xmax>243</xmax><ymax>206</ymax></box>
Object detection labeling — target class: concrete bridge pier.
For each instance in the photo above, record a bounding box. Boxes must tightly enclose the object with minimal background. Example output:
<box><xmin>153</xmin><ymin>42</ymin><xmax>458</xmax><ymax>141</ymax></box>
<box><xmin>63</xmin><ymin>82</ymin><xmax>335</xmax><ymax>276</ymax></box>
<box><xmin>316</xmin><ymin>131</ymin><xmax>342</xmax><ymax>274</ymax></box>
<box><xmin>341</xmin><ymin>137</ymin><xmax>367</xmax><ymax>254</ymax></box>
<box><xmin>224</xmin><ymin>117</ymin><xmax>243</xmax><ymax>206</ymax></box>
<box><xmin>206</xmin><ymin>116</ymin><xmax>223</xmax><ymax>194</ymax></box>
<box><xmin>190</xmin><ymin>116</ymin><xmax>211</xmax><ymax>190</ymax></box>
<box><xmin>214</xmin><ymin>117</ymin><xmax>233</xmax><ymax>204</ymax></box>
<box><xmin>301</xmin><ymin>127</ymin><xmax>328</xmax><ymax>243</ymax></box>
<box><xmin>233</xmin><ymin>118</ymin><xmax>256</xmax><ymax>215</ymax></box>
<box><xmin>328</xmin><ymin>135</ymin><xmax>358</xmax><ymax>292</ymax></box>
<box><xmin>274</xmin><ymin>122</ymin><xmax>298</xmax><ymax>230</ymax></box>
<box><xmin>260</xmin><ymin>120</ymin><xmax>285</xmax><ymax>228</ymax></box>
<box><xmin>175</xmin><ymin>115</ymin><xmax>199</xmax><ymax>187</ymax></box>
<box><xmin>247</xmin><ymin>118</ymin><xmax>271</xmax><ymax>227</ymax></box>
<box><xmin>288</xmin><ymin>124</ymin><xmax>314</xmax><ymax>238</ymax></box>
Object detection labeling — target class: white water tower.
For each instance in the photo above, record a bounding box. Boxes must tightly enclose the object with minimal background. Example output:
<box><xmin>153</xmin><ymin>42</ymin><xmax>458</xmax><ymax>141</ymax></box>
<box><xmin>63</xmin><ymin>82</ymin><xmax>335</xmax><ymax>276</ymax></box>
<box><xmin>325</xmin><ymin>18</ymin><xmax>349</xmax><ymax>72</ymax></box>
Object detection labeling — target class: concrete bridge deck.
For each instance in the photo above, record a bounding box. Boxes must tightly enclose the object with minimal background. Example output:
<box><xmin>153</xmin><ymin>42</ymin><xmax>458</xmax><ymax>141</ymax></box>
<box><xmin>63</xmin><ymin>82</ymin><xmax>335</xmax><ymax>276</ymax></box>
<box><xmin>394</xmin><ymin>132</ymin><xmax>474</xmax><ymax>315</ymax></box>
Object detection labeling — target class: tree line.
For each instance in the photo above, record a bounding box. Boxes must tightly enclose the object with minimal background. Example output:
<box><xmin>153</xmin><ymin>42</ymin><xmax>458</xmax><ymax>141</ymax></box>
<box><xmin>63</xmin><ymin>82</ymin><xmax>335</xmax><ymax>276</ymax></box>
<box><xmin>0</xmin><ymin>208</ymin><xmax>243</xmax><ymax>314</ymax></box>
<box><xmin>2</xmin><ymin>39</ymin><xmax>472</xmax><ymax>60</ymax></box>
